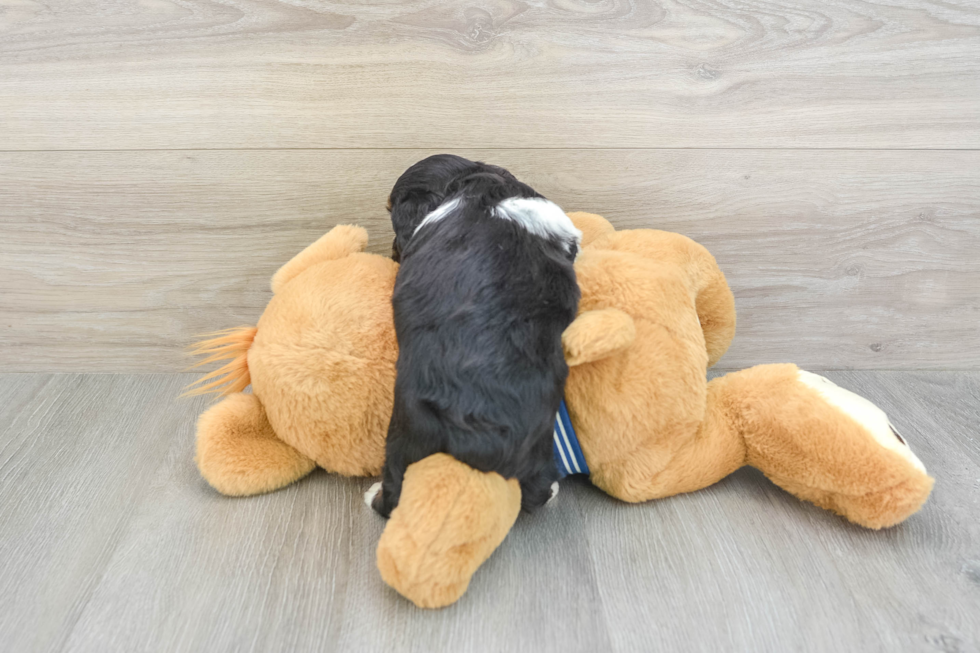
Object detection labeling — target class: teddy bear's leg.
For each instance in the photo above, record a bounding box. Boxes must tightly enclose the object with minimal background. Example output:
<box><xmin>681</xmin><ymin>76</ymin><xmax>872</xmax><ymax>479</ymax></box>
<box><xmin>196</xmin><ymin>393</ymin><xmax>316</xmax><ymax>496</ymax></box>
<box><xmin>376</xmin><ymin>453</ymin><xmax>522</xmax><ymax>608</ymax></box>
<box><xmin>589</xmin><ymin>387</ymin><xmax>748</xmax><ymax>503</ymax></box>
<box><xmin>713</xmin><ymin>364</ymin><xmax>934</xmax><ymax>529</ymax></box>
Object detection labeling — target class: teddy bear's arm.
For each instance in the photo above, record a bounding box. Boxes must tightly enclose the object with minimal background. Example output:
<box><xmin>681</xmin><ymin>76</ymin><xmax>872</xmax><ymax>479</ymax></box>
<box><xmin>270</xmin><ymin>224</ymin><xmax>369</xmax><ymax>294</ymax></box>
<box><xmin>563</xmin><ymin>308</ymin><xmax>636</xmax><ymax>367</ymax></box>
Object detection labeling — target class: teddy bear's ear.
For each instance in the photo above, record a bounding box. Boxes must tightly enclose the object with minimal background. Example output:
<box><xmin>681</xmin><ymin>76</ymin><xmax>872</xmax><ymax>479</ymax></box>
<box><xmin>566</xmin><ymin>212</ymin><xmax>615</xmax><ymax>249</ymax></box>
<box><xmin>271</xmin><ymin>225</ymin><xmax>369</xmax><ymax>293</ymax></box>
<box><xmin>562</xmin><ymin>308</ymin><xmax>636</xmax><ymax>367</ymax></box>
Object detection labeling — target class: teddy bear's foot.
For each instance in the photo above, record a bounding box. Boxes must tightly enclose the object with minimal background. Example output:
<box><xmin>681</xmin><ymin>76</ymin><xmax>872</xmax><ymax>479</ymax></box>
<box><xmin>789</xmin><ymin>370</ymin><xmax>934</xmax><ymax>529</ymax></box>
<box><xmin>796</xmin><ymin>371</ymin><xmax>927</xmax><ymax>473</ymax></box>
<box><xmin>196</xmin><ymin>393</ymin><xmax>316</xmax><ymax>496</ymax></box>
<box><xmin>729</xmin><ymin>364</ymin><xmax>934</xmax><ymax>529</ymax></box>
<box><xmin>376</xmin><ymin>454</ymin><xmax>521</xmax><ymax>609</ymax></box>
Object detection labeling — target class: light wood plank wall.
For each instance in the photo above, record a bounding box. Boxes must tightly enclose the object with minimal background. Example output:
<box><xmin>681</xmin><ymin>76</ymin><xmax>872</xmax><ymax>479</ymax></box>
<box><xmin>1</xmin><ymin>0</ymin><xmax>978</xmax><ymax>372</ymax></box>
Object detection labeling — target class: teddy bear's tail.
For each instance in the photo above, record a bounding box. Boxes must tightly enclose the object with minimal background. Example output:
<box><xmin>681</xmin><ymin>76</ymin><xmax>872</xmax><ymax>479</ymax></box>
<box><xmin>182</xmin><ymin>326</ymin><xmax>258</xmax><ymax>397</ymax></box>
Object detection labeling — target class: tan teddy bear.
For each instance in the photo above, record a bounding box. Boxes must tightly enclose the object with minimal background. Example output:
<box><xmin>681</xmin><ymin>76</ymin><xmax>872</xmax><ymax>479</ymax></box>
<box><xmin>190</xmin><ymin>214</ymin><xmax>933</xmax><ymax>609</ymax></box>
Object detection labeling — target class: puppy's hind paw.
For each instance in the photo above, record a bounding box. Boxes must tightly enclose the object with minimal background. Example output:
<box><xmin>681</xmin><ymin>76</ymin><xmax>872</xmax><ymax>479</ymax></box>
<box><xmin>364</xmin><ymin>481</ymin><xmax>383</xmax><ymax>510</ymax></box>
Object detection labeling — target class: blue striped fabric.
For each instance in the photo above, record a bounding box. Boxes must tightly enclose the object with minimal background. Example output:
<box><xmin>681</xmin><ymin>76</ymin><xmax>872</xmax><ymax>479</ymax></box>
<box><xmin>553</xmin><ymin>399</ymin><xmax>589</xmax><ymax>478</ymax></box>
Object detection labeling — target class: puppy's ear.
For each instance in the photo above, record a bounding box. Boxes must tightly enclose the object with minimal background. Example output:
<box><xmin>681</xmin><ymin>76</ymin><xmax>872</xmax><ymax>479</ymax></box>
<box><xmin>562</xmin><ymin>308</ymin><xmax>635</xmax><ymax>367</ymax></box>
<box><xmin>390</xmin><ymin>190</ymin><xmax>441</xmax><ymax>256</ymax></box>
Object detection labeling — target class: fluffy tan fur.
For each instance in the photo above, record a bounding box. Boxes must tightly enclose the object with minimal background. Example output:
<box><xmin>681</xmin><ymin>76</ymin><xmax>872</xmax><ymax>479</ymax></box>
<box><xmin>190</xmin><ymin>214</ymin><xmax>933</xmax><ymax>610</ymax></box>
<box><xmin>562</xmin><ymin>307</ymin><xmax>635</xmax><ymax>366</ymax></box>
<box><xmin>376</xmin><ymin>454</ymin><xmax>521</xmax><ymax>608</ymax></box>
<box><xmin>193</xmin><ymin>224</ymin><xmax>396</xmax><ymax>493</ymax></box>
<box><xmin>270</xmin><ymin>224</ymin><xmax>370</xmax><ymax>294</ymax></box>
<box><xmin>196</xmin><ymin>393</ymin><xmax>315</xmax><ymax>495</ymax></box>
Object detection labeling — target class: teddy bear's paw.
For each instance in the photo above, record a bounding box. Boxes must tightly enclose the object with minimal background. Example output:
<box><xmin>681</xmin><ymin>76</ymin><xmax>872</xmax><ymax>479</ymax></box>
<box><xmin>195</xmin><ymin>393</ymin><xmax>316</xmax><ymax>496</ymax></box>
<box><xmin>364</xmin><ymin>481</ymin><xmax>383</xmax><ymax>509</ymax></box>
<box><xmin>547</xmin><ymin>481</ymin><xmax>560</xmax><ymax>505</ymax></box>
<box><xmin>796</xmin><ymin>370</ymin><xmax>927</xmax><ymax>473</ymax></box>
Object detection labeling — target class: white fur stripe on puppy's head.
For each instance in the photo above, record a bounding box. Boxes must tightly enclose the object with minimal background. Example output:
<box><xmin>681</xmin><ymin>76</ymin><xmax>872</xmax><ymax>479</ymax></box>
<box><xmin>413</xmin><ymin>198</ymin><xmax>462</xmax><ymax>236</ymax></box>
<box><xmin>494</xmin><ymin>197</ymin><xmax>582</xmax><ymax>255</ymax></box>
<box><xmin>412</xmin><ymin>195</ymin><xmax>582</xmax><ymax>255</ymax></box>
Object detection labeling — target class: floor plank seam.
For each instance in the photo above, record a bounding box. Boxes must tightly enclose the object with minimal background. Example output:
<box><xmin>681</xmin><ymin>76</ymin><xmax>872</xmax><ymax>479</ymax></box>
<box><xmin>2</xmin><ymin>147</ymin><xmax>980</xmax><ymax>154</ymax></box>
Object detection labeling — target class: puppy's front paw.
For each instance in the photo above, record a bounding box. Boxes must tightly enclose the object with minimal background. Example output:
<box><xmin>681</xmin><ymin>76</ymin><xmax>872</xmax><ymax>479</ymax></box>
<box><xmin>547</xmin><ymin>481</ymin><xmax>559</xmax><ymax>505</ymax></box>
<box><xmin>364</xmin><ymin>482</ymin><xmax>383</xmax><ymax>510</ymax></box>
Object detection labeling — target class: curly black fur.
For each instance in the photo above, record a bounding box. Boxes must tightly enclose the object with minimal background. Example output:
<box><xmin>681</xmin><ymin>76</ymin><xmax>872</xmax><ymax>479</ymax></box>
<box><xmin>372</xmin><ymin>155</ymin><xmax>580</xmax><ymax>516</ymax></box>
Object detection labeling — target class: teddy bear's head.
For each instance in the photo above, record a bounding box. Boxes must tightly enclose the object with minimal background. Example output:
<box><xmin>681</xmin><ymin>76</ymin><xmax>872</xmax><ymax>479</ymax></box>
<box><xmin>247</xmin><ymin>233</ymin><xmax>399</xmax><ymax>477</ymax></box>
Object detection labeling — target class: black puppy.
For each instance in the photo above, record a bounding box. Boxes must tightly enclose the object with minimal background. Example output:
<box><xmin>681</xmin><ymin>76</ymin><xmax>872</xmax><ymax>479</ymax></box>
<box><xmin>366</xmin><ymin>154</ymin><xmax>581</xmax><ymax>517</ymax></box>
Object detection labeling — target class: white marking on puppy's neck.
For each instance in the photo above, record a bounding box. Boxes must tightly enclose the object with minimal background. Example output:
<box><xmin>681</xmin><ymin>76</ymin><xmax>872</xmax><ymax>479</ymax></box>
<box><xmin>494</xmin><ymin>197</ymin><xmax>582</xmax><ymax>254</ymax></box>
<box><xmin>413</xmin><ymin>197</ymin><xmax>462</xmax><ymax>236</ymax></box>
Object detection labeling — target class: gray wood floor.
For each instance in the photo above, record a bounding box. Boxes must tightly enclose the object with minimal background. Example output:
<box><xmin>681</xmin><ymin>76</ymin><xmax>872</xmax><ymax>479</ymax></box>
<box><xmin>1</xmin><ymin>372</ymin><xmax>977</xmax><ymax>652</ymax></box>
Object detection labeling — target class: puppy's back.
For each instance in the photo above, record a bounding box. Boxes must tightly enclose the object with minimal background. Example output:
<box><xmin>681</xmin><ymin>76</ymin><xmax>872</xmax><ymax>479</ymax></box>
<box><xmin>392</xmin><ymin>179</ymin><xmax>580</xmax><ymax>479</ymax></box>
